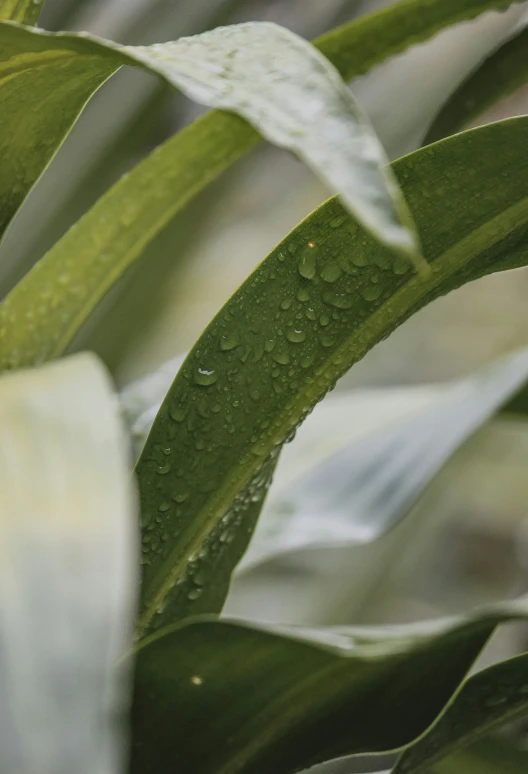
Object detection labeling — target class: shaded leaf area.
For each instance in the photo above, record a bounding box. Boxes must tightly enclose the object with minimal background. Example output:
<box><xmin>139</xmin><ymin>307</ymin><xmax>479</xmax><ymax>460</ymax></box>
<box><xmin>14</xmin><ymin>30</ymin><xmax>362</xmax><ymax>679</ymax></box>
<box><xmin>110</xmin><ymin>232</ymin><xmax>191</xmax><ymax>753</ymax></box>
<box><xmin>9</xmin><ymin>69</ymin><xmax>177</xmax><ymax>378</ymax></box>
<box><xmin>241</xmin><ymin>348</ymin><xmax>528</xmax><ymax>569</ymax></box>
<box><xmin>434</xmin><ymin>739</ymin><xmax>528</xmax><ymax>774</ymax></box>
<box><xmin>424</xmin><ymin>25</ymin><xmax>528</xmax><ymax>145</ymax></box>
<box><xmin>134</xmin><ymin>118</ymin><xmax>528</xmax><ymax>637</ymax></box>
<box><xmin>0</xmin><ymin>20</ymin><xmax>422</xmax><ymax>280</ymax></box>
<box><xmin>0</xmin><ymin>354</ymin><xmax>136</xmax><ymax>774</ymax></box>
<box><xmin>130</xmin><ymin>601</ymin><xmax>528</xmax><ymax>774</ymax></box>
<box><xmin>0</xmin><ymin>0</ymin><xmax>521</xmax><ymax>346</ymax></box>
<box><xmin>0</xmin><ymin>0</ymin><xmax>43</xmax><ymax>24</ymax></box>
<box><xmin>394</xmin><ymin>652</ymin><xmax>528</xmax><ymax>773</ymax></box>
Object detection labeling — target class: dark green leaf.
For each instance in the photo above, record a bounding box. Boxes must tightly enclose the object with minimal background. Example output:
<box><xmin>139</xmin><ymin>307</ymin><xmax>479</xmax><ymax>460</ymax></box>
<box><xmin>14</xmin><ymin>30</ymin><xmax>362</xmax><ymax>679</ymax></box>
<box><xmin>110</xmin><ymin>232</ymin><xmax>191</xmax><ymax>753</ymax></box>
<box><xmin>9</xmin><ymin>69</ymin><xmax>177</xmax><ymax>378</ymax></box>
<box><xmin>133</xmin><ymin>117</ymin><xmax>528</xmax><ymax>637</ymax></box>
<box><xmin>433</xmin><ymin>739</ymin><xmax>528</xmax><ymax>774</ymax></box>
<box><xmin>394</xmin><ymin>652</ymin><xmax>528</xmax><ymax>773</ymax></box>
<box><xmin>0</xmin><ymin>0</ymin><xmax>44</xmax><ymax>24</ymax></box>
<box><xmin>424</xmin><ymin>26</ymin><xmax>528</xmax><ymax>145</ymax></box>
<box><xmin>130</xmin><ymin>600</ymin><xmax>528</xmax><ymax>774</ymax></box>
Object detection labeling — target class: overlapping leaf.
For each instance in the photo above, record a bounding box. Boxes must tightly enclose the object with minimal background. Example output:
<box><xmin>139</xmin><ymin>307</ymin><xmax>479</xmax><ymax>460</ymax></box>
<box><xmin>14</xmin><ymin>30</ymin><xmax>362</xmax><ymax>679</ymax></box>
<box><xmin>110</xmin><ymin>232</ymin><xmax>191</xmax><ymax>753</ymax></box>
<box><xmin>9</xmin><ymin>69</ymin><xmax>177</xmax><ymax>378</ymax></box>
<box><xmin>0</xmin><ymin>19</ymin><xmax>423</xmax><ymax>276</ymax></box>
<box><xmin>0</xmin><ymin>353</ymin><xmax>137</xmax><ymax>773</ymax></box>
<box><xmin>0</xmin><ymin>0</ymin><xmax>522</xmax><ymax>358</ymax></box>
<box><xmin>130</xmin><ymin>598</ymin><xmax>528</xmax><ymax>774</ymax></box>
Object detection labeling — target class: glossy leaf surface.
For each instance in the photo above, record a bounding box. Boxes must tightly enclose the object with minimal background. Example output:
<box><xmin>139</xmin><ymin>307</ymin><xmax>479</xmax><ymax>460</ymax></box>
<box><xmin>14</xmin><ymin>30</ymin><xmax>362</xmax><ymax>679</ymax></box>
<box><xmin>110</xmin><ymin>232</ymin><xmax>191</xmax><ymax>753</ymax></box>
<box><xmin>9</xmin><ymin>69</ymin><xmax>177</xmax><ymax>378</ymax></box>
<box><xmin>0</xmin><ymin>353</ymin><xmax>137</xmax><ymax>774</ymax></box>
<box><xmin>130</xmin><ymin>599</ymin><xmax>528</xmax><ymax>774</ymax></box>
<box><xmin>133</xmin><ymin>117</ymin><xmax>528</xmax><ymax>636</ymax></box>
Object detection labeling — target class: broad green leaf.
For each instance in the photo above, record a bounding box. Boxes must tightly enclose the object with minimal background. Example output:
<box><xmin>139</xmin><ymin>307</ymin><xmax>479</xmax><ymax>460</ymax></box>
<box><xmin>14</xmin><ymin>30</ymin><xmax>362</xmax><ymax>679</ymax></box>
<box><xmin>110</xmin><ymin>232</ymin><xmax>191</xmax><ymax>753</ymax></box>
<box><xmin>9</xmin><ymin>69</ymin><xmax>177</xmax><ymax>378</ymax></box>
<box><xmin>0</xmin><ymin>20</ymin><xmax>422</xmax><ymax>268</ymax></box>
<box><xmin>0</xmin><ymin>353</ymin><xmax>137</xmax><ymax>774</ymax></box>
<box><xmin>0</xmin><ymin>0</ymin><xmax>522</xmax><ymax>331</ymax></box>
<box><xmin>241</xmin><ymin>348</ymin><xmax>528</xmax><ymax>569</ymax></box>
<box><xmin>394</xmin><ymin>652</ymin><xmax>528</xmax><ymax>773</ymax></box>
<box><xmin>132</xmin><ymin>117</ymin><xmax>528</xmax><ymax>637</ymax></box>
<box><xmin>0</xmin><ymin>0</ymin><xmax>43</xmax><ymax>24</ymax></box>
<box><xmin>424</xmin><ymin>25</ymin><xmax>528</xmax><ymax>145</ymax></box>
<box><xmin>130</xmin><ymin>598</ymin><xmax>528</xmax><ymax>774</ymax></box>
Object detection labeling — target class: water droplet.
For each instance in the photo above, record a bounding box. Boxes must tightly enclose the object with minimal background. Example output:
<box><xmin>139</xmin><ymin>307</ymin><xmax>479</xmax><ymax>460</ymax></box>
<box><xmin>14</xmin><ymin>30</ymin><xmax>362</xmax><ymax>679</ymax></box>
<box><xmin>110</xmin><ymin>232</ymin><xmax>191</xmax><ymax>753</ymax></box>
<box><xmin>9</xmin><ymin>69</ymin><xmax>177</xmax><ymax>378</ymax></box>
<box><xmin>264</xmin><ymin>339</ymin><xmax>276</xmax><ymax>353</ymax></box>
<box><xmin>193</xmin><ymin>568</ymin><xmax>208</xmax><ymax>585</ymax></box>
<box><xmin>352</xmin><ymin>254</ymin><xmax>370</xmax><ymax>268</ymax></box>
<box><xmin>319</xmin><ymin>313</ymin><xmax>330</xmax><ymax>327</ymax></box>
<box><xmin>250</xmin><ymin>388</ymin><xmax>261</xmax><ymax>401</ymax></box>
<box><xmin>320</xmin><ymin>262</ymin><xmax>342</xmax><ymax>283</ymax></box>
<box><xmin>157</xmin><ymin>461</ymin><xmax>171</xmax><ymax>475</ymax></box>
<box><xmin>298</xmin><ymin>251</ymin><xmax>317</xmax><ymax>280</ymax></box>
<box><xmin>392</xmin><ymin>256</ymin><xmax>410</xmax><ymax>275</ymax></box>
<box><xmin>219</xmin><ymin>333</ymin><xmax>238</xmax><ymax>351</ymax></box>
<box><xmin>320</xmin><ymin>334</ymin><xmax>337</xmax><ymax>347</ymax></box>
<box><xmin>297</xmin><ymin>287</ymin><xmax>309</xmax><ymax>303</ymax></box>
<box><xmin>301</xmin><ymin>353</ymin><xmax>316</xmax><ymax>368</ymax></box>
<box><xmin>188</xmin><ymin>588</ymin><xmax>202</xmax><ymax>600</ymax></box>
<box><xmin>194</xmin><ymin>368</ymin><xmax>218</xmax><ymax>386</ymax></box>
<box><xmin>173</xmin><ymin>491</ymin><xmax>189</xmax><ymax>503</ymax></box>
<box><xmin>280</xmin><ymin>299</ymin><xmax>292</xmax><ymax>311</ymax></box>
<box><xmin>361</xmin><ymin>285</ymin><xmax>382</xmax><ymax>301</ymax></box>
<box><xmin>323</xmin><ymin>290</ymin><xmax>353</xmax><ymax>309</ymax></box>
<box><xmin>273</xmin><ymin>350</ymin><xmax>291</xmax><ymax>365</ymax></box>
<box><xmin>170</xmin><ymin>405</ymin><xmax>187</xmax><ymax>422</ymax></box>
<box><xmin>286</xmin><ymin>328</ymin><xmax>306</xmax><ymax>343</ymax></box>
<box><xmin>158</xmin><ymin>501</ymin><xmax>171</xmax><ymax>512</ymax></box>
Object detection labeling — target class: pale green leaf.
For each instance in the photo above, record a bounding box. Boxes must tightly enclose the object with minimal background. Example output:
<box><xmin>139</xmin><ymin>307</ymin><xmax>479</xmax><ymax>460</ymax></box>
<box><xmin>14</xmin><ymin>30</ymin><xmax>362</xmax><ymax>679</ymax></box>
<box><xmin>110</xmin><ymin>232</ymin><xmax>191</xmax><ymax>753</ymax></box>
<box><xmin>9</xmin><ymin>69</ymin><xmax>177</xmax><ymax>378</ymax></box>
<box><xmin>0</xmin><ymin>353</ymin><xmax>137</xmax><ymax>774</ymax></box>
<box><xmin>242</xmin><ymin>349</ymin><xmax>528</xmax><ymax>568</ymax></box>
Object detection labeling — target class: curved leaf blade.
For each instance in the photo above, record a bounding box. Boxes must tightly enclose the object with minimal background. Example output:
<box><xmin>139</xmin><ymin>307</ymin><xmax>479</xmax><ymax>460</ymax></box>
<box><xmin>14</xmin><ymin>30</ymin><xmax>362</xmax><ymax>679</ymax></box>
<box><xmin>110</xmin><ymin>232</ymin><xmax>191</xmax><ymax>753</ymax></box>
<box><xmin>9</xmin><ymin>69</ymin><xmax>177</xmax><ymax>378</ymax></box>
<box><xmin>130</xmin><ymin>599</ymin><xmax>528</xmax><ymax>774</ymax></box>
<box><xmin>394</xmin><ymin>652</ymin><xmax>528</xmax><ymax>773</ymax></box>
<box><xmin>0</xmin><ymin>20</ymin><xmax>422</xmax><ymax>265</ymax></box>
<box><xmin>241</xmin><ymin>348</ymin><xmax>528</xmax><ymax>569</ymax></box>
<box><xmin>0</xmin><ymin>0</ymin><xmax>521</xmax><ymax>305</ymax></box>
<box><xmin>0</xmin><ymin>0</ymin><xmax>44</xmax><ymax>24</ymax></box>
<box><xmin>0</xmin><ymin>353</ymin><xmax>137</xmax><ymax>774</ymax></box>
<box><xmin>132</xmin><ymin>117</ymin><xmax>528</xmax><ymax>636</ymax></box>
<box><xmin>424</xmin><ymin>25</ymin><xmax>528</xmax><ymax>145</ymax></box>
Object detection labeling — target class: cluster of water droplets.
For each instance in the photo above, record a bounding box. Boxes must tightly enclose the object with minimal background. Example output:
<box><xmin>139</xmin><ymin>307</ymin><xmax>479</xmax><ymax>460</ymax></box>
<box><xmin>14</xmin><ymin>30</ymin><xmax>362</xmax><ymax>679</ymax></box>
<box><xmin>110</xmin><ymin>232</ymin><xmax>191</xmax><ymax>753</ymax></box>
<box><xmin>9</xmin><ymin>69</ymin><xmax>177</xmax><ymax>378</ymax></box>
<box><xmin>139</xmin><ymin>206</ymin><xmax>413</xmax><ymax>622</ymax></box>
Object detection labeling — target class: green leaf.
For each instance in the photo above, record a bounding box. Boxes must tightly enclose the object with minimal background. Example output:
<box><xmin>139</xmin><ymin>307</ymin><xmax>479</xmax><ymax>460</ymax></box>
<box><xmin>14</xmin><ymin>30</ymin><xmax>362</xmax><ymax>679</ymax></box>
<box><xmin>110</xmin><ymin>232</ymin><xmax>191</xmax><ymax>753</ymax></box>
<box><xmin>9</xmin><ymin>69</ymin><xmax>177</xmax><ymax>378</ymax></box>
<box><xmin>241</xmin><ymin>348</ymin><xmax>528</xmax><ymax>569</ymax></box>
<box><xmin>0</xmin><ymin>20</ymin><xmax>422</xmax><ymax>266</ymax></box>
<box><xmin>0</xmin><ymin>0</ymin><xmax>522</xmax><ymax>349</ymax></box>
<box><xmin>433</xmin><ymin>739</ymin><xmax>528</xmax><ymax>774</ymax></box>
<box><xmin>132</xmin><ymin>117</ymin><xmax>528</xmax><ymax>637</ymax></box>
<box><xmin>130</xmin><ymin>599</ymin><xmax>528</xmax><ymax>774</ymax></box>
<box><xmin>0</xmin><ymin>0</ymin><xmax>43</xmax><ymax>24</ymax></box>
<box><xmin>424</xmin><ymin>25</ymin><xmax>528</xmax><ymax>145</ymax></box>
<box><xmin>394</xmin><ymin>652</ymin><xmax>528</xmax><ymax>773</ymax></box>
<box><xmin>0</xmin><ymin>353</ymin><xmax>137</xmax><ymax>773</ymax></box>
